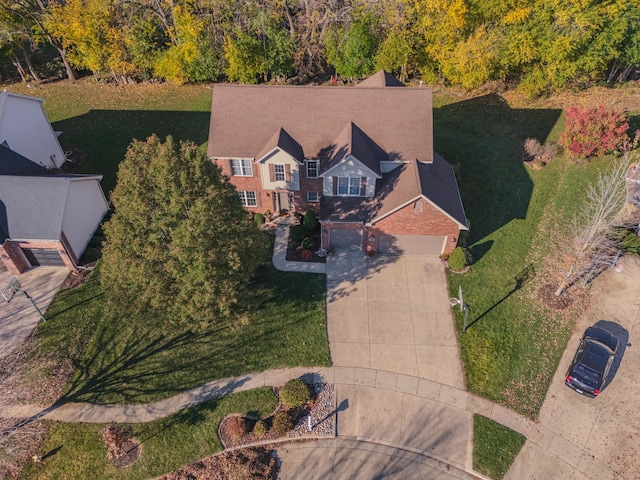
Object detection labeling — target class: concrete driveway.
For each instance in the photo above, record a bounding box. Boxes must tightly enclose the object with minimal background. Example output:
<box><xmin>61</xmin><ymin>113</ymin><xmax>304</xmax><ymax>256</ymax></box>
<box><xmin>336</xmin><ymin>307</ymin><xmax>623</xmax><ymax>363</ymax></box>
<box><xmin>326</xmin><ymin>250</ymin><xmax>465</xmax><ymax>389</ymax></box>
<box><xmin>0</xmin><ymin>267</ymin><xmax>68</xmax><ymax>358</ymax></box>
<box><xmin>506</xmin><ymin>255</ymin><xmax>640</xmax><ymax>480</ymax></box>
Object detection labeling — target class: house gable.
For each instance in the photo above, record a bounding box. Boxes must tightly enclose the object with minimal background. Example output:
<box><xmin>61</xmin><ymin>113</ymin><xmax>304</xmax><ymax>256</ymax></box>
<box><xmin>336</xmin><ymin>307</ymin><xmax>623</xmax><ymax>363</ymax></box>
<box><xmin>0</xmin><ymin>91</ymin><xmax>66</xmax><ymax>169</ymax></box>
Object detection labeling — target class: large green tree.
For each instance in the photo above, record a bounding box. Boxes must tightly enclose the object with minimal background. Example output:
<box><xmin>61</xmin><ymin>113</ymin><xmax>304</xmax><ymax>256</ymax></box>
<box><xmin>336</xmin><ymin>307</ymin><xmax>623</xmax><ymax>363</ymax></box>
<box><xmin>101</xmin><ymin>135</ymin><xmax>266</xmax><ymax>329</ymax></box>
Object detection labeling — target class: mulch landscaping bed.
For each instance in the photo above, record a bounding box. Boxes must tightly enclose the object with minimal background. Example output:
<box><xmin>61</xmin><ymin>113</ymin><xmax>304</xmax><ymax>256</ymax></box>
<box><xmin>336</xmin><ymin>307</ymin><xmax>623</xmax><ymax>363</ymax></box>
<box><xmin>218</xmin><ymin>383</ymin><xmax>334</xmax><ymax>450</ymax></box>
<box><xmin>285</xmin><ymin>228</ymin><xmax>326</xmax><ymax>264</ymax></box>
<box><xmin>160</xmin><ymin>446</ymin><xmax>278</xmax><ymax>480</ymax></box>
<box><xmin>60</xmin><ymin>269</ymin><xmax>93</xmax><ymax>290</ymax></box>
<box><xmin>537</xmin><ymin>283</ymin><xmax>573</xmax><ymax>310</ymax></box>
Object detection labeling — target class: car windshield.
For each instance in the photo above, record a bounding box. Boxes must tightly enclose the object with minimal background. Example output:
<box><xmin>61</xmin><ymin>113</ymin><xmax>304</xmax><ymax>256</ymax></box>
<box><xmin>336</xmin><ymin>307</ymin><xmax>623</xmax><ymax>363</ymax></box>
<box><xmin>573</xmin><ymin>364</ymin><xmax>601</xmax><ymax>387</ymax></box>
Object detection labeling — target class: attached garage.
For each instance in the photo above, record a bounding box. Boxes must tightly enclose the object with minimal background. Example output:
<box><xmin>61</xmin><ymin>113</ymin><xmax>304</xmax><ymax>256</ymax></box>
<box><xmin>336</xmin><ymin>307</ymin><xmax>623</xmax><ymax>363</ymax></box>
<box><xmin>329</xmin><ymin>229</ymin><xmax>362</xmax><ymax>249</ymax></box>
<box><xmin>22</xmin><ymin>248</ymin><xmax>66</xmax><ymax>267</ymax></box>
<box><xmin>377</xmin><ymin>234</ymin><xmax>445</xmax><ymax>255</ymax></box>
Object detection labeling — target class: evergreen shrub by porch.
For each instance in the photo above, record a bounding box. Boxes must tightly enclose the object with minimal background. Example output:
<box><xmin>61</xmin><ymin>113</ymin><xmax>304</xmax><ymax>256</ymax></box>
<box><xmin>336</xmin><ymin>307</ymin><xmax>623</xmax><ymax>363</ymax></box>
<box><xmin>448</xmin><ymin>246</ymin><xmax>467</xmax><ymax>271</ymax></box>
<box><xmin>254</xmin><ymin>213</ymin><xmax>265</xmax><ymax>225</ymax></box>
<box><xmin>290</xmin><ymin>225</ymin><xmax>306</xmax><ymax>242</ymax></box>
<box><xmin>303</xmin><ymin>210</ymin><xmax>318</xmax><ymax>231</ymax></box>
<box><xmin>301</xmin><ymin>236</ymin><xmax>316</xmax><ymax>250</ymax></box>
<box><xmin>280</xmin><ymin>378</ymin><xmax>313</xmax><ymax>407</ymax></box>
<box><xmin>273</xmin><ymin>411</ymin><xmax>294</xmax><ymax>435</ymax></box>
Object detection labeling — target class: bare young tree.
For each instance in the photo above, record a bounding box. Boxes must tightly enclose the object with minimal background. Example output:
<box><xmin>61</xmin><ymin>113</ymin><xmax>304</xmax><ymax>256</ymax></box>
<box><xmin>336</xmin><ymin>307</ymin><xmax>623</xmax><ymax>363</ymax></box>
<box><xmin>0</xmin><ymin>348</ymin><xmax>46</xmax><ymax>478</ymax></box>
<box><xmin>554</xmin><ymin>154</ymin><xmax>633</xmax><ymax>296</ymax></box>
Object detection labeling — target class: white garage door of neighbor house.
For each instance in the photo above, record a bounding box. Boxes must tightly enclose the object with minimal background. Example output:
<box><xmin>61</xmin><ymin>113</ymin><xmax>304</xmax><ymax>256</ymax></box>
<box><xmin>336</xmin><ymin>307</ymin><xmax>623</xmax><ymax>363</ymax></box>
<box><xmin>330</xmin><ymin>230</ymin><xmax>361</xmax><ymax>250</ymax></box>
<box><xmin>377</xmin><ymin>234</ymin><xmax>445</xmax><ymax>255</ymax></box>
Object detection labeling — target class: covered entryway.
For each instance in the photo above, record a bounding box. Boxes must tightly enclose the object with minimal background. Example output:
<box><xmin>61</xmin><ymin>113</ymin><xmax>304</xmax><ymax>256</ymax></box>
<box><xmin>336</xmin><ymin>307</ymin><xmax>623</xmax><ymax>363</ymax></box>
<box><xmin>275</xmin><ymin>191</ymin><xmax>293</xmax><ymax>213</ymax></box>
<box><xmin>329</xmin><ymin>229</ymin><xmax>361</xmax><ymax>250</ymax></box>
<box><xmin>22</xmin><ymin>248</ymin><xmax>65</xmax><ymax>267</ymax></box>
<box><xmin>377</xmin><ymin>234</ymin><xmax>445</xmax><ymax>255</ymax></box>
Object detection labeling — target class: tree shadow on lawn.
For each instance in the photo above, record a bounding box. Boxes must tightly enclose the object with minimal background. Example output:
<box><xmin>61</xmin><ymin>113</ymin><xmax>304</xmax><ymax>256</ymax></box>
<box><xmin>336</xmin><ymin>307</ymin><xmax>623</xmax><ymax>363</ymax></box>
<box><xmin>57</xmin><ymin>264</ymin><xmax>329</xmax><ymax>405</ymax></box>
<box><xmin>52</xmin><ymin>110</ymin><xmax>211</xmax><ymax>193</ymax></box>
<box><xmin>434</xmin><ymin>94</ymin><xmax>562</xmax><ymax>247</ymax></box>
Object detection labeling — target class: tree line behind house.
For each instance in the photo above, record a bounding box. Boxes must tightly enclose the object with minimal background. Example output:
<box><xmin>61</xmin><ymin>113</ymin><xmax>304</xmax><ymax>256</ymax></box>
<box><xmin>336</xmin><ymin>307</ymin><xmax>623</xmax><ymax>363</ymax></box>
<box><xmin>1</xmin><ymin>0</ymin><xmax>639</xmax><ymax>94</ymax></box>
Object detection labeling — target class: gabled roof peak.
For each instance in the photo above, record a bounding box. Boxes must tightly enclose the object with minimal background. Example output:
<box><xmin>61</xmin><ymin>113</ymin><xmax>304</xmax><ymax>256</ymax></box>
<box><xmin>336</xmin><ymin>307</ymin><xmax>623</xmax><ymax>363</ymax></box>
<box><xmin>256</xmin><ymin>127</ymin><xmax>304</xmax><ymax>163</ymax></box>
<box><xmin>356</xmin><ymin>71</ymin><xmax>406</xmax><ymax>88</ymax></box>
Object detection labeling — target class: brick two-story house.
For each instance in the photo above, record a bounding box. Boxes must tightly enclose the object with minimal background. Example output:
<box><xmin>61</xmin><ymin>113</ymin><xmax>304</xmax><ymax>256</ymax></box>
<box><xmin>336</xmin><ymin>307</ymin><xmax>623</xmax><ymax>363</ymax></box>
<box><xmin>208</xmin><ymin>71</ymin><xmax>467</xmax><ymax>256</ymax></box>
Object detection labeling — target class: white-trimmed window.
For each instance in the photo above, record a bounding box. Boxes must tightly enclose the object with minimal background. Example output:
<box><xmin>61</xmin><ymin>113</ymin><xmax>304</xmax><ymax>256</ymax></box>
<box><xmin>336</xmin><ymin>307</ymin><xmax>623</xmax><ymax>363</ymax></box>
<box><xmin>230</xmin><ymin>159</ymin><xmax>253</xmax><ymax>176</ymax></box>
<box><xmin>274</xmin><ymin>164</ymin><xmax>285</xmax><ymax>182</ymax></box>
<box><xmin>238</xmin><ymin>191</ymin><xmax>257</xmax><ymax>207</ymax></box>
<box><xmin>307</xmin><ymin>192</ymin><xmax>319</xmax><ymax>202</ymax></box>
<box><xmin>337</xmin><ymin>177</ymin><xmax>360</xmax><ymax>196</ymax></box>
<box><xmin>306</xmin><ymin>160</ymin><xmax>318</xmax><ymax>178</ymax></box>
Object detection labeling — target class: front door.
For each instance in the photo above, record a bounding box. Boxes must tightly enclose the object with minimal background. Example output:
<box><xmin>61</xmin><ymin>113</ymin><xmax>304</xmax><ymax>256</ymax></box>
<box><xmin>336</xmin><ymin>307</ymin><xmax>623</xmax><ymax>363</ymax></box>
<box><xmin>276</xmin><ymin>191</ymin><xmax>291</xmax><ymax>213</ymax></box>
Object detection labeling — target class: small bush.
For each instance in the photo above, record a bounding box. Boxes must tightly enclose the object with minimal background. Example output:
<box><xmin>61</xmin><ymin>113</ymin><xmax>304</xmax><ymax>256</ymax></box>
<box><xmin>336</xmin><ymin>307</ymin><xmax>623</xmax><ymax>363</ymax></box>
<box><xmin>254</xmin><ymin>213</ymin><xmax>265</xmax><ymax>225</ymax></box>
<box><xmin>253</xmin><ymin>419</ymin><xmax>268</xmax><ymax>436</ymax></box>
<box><xmin>301</xmin><ymin>236</ymin><xmax>316</xmax><ymax>249</ymax></box>
<box><xmin>448</xmin><ymin>246</ymin><xmax>467</xmax><ymax>271</ymax></box>
<box><xmin>273</xmin><ymin>411</ymin><xmax>294</xmax><ymax>436</ymax></box>
<box><xmin>300</xmin><ymin>249</ymin><xmax>313</xmax><ymax>261</ymax></box>
<box><xmin>559</xmin><ymin>106</ymin><xmax>629</xmax><ymax>160</ymax></box>
<box><xmin>280</xmin><ymin>378</ymin><xmax>313</xmax><ymax>407</ymax></box>
<box><xmin>227</xmin><ymin>416</ymin><xmax>248</xmax><ymax>441</ymax></box>
<box><xmin>303</xmin><ymin>210</ymin><xmax>318</xmax><ymax>231</ymax></box>
<box><xmin>290</xmin><ymin>225</ymin><xmax>306</xmax><ymax>242</ymax></box>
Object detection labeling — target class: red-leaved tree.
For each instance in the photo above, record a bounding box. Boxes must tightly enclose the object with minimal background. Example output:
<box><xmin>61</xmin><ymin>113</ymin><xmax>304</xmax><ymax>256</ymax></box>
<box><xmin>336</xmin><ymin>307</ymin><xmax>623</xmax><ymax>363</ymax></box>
<box><xmin>559</xmin><ymin>106</ymin><xmax>629</xmax><ymax>160</ymax></box>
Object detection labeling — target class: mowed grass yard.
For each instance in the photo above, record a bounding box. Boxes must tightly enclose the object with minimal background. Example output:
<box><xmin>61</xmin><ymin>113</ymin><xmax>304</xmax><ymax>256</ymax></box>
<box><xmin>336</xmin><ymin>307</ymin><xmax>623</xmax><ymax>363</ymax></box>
<box><xmin>435</xmin><ymin>93</ymin><xmax>637</xmax><ymax>418</ymax></box>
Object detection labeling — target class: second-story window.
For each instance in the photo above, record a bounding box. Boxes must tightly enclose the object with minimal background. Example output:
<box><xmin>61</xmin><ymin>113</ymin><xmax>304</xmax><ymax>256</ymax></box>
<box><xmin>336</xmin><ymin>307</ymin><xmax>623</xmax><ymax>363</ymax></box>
<box><xmin>274</xmin><ymin>164</ymin><xmax>286</xmax><ymax>182</ymax></box>
<box><xmin>230</xmin><ymin>159</ymin><xmax>252</xmax><ymax>176</ymax></box>
<box><xmin>306</xmin><ymin>160</ymin><xmax>318</xmax><ymax>178</ymax></box>
<box><xmin>338</xmin><ymin>177</ymin><xmax>361</xmax><ymax>196</ymax></box>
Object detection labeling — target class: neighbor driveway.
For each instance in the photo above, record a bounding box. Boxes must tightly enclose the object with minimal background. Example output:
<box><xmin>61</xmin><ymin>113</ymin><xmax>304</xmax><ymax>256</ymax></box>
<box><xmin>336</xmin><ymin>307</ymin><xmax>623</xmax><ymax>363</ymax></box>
<box><xmin>506</xmin><ymin>255</ymin><xmax>640</xmax><ymax>480</ymax></box>
<box><xmin>0</xmin><ymin>267</ymin><xmax>68</xmax><ymax>358</ymax></box>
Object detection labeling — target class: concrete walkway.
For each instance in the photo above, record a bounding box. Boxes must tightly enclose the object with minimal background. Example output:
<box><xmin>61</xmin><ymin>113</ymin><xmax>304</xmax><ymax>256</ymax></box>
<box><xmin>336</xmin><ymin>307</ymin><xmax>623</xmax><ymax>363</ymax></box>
<box><xmin>271</xmin><ymin>220</ymin><xmax>326</xmax><ymax>274</ymax></box>
<box><xmin>0</xmin><ymin>364</ymin><xmax>588</xmax><ymax>477</ymax></box>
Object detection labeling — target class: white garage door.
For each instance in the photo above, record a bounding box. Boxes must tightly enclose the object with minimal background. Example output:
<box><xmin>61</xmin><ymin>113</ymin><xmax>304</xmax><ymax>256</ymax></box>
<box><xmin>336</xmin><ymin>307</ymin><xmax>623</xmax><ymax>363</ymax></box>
<box><xmin>378</xmin><ymin>234</ymin><xmax>445</xmax><ymax>255</ymax></box>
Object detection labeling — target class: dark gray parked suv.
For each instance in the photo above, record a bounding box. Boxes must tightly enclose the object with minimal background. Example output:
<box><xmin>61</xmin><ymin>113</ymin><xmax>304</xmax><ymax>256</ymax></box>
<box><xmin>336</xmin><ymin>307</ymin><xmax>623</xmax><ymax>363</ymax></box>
<box><xmin>565</xmin><ymin>326</ymin><xmax>619</xmax><ymax>397</ymax></box>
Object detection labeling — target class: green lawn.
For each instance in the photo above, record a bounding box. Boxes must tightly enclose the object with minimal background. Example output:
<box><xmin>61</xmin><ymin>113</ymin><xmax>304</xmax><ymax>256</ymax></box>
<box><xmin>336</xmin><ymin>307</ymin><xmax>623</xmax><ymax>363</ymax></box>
<box><xmin>435</xmin><ymin>93</ymin><xmax>634</xmax><ymax>417</ymax></box>
<box><xmin>473</xmin><ymin>414</ymin><xmax>526</xmax><ymax>479</ymax></box>
<box><xmin>9</xmin><ymin>80</ymin><xmax>212</xmax><ymax>193</ymax></box>
<box><xmin>20</xmin><ymin>388</ymin><xmax>278</xmax><ymax>480</ymax></box>
<box><xmin>38</xmin><ymin>246</ymin><xmax>329</xmax><ymax>405</ymax></box>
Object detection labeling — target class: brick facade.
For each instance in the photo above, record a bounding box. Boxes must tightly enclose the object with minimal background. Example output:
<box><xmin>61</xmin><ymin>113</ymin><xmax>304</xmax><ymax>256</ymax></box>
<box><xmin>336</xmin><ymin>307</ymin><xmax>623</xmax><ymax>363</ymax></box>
<box><xmin>0</xmin><ymin>238</ymin><xmax>75</xmax><ymax>274</ymax></box>
<box><xmin>215</xmin><ymin>157</ymin><xmax>324</xmax><ymax>215</ymax></box>
<box><xmin>367</xmin><ymin>199</ymin><xmax>461</xmax><ymax>255</ymax></box>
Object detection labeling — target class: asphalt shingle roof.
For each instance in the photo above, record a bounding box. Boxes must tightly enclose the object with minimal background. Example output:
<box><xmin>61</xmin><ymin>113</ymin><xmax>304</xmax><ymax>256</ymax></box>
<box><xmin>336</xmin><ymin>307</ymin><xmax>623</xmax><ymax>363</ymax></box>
<box><xmin>208</xmin><ymin>78</ymin><xmax>433</xmax><ymax>164</ymax></box>
<box><xmin>0</xmin><ymin>145</ymin><xmax>49</xmax><ymax>175</ymax></box>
